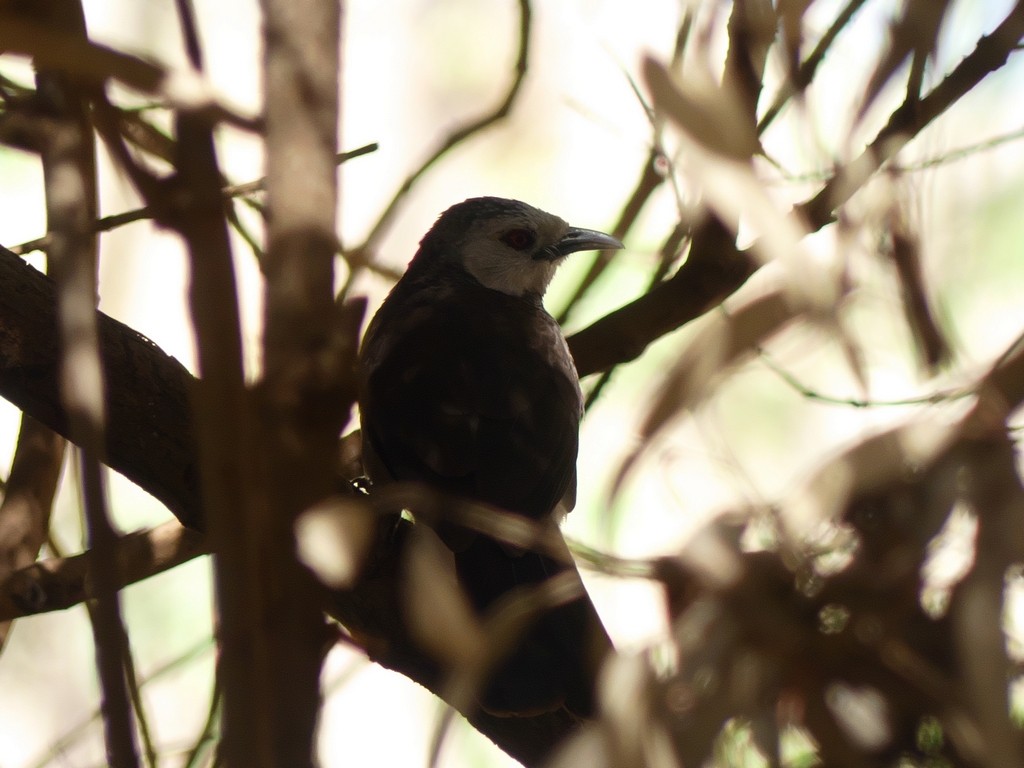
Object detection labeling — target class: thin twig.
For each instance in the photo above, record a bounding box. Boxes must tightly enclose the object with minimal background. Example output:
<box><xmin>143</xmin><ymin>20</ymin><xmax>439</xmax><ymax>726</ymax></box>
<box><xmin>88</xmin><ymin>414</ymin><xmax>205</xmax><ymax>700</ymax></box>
<box><xmin>9</xmin><ymin>143</ymin><xmax>380</xmax><ymax>256</ymax></box>
<box><xmin>23</xmin><ymin>636</ymin><xmax>215</xmax><ymax>768</ymax></box>
<box><xmin>801</xmin><ymin>1</ymin><xmax>1024</xmax><ymax>227</ymax></box>
<box><xmin>349</xmin><ymin>0</ymin><xmax>532</xmax><ymax>260</ymax></box>
<box><xmin>84</xmin><ymin>606</ymin><xmax>158</xmax><ymax>768</ymax></box>
<box><xmin>163</xmin><ymin>3</ymin><xmax>263</xmax><ymax>763</ymax></box>
<box><xmin>0</xmin><ymin>417</ymin><xmax>65</xmax><ymax>649</ymax></box>
<box><xmin>426</xmin><ymin>704</ymin><xmax>459</xmax><ymax>768</ymax></box>
<box><xmin>769</xmin><ymin>124</ymin><xmax>1024</xmax><ymax>184</ymax></box>
<box><xmin>757</xmin><ymin>0</ymin><xmax>870</xmax><ymax>134</ymax></box>
<box><xmin>583</xmin><ymin>220</ymin><xmax>690</xmax><ymax>411</ymax></box>
<box><xmin>174</xmin><ymin>0</ymin><xmax>204</xmax><ymax>69</ymax></box>
<box><xmin>0</xmin><ymin>14</ymin><xmax>258</xmax><ymax>132</ymax></box>
<box><xmin>555</xmin><ymin>147</ymin><xmax>667</xmax><ymax>326</ymax></box>
<box><xmin>755</xmin><ymin>347</ymin><xmax>972</xmax><ymax>409</ymax></box>
<box><xmin>224</xmin><ymin>143</ymin><xmax>379</xmax><ymax>197</ymax></box>
<box><xmin>568</xmin><ymin>5</ymin><xmax>1024</xmax><ymax>378</ymax></box>
<box><xmin>554</xmin><ymin>10</ymin><xmax>693</xmax><ymax>328</ymax></box>
<box><xmin>181</xmin><ymin>677</ymin><xmax>222</xmax><ymax>768</ymax></box>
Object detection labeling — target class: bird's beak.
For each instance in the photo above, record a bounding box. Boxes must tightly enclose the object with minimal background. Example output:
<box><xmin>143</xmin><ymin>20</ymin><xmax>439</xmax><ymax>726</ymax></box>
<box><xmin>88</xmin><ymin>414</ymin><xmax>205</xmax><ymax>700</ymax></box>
<box><xmin>539</xmin><ymin>227</ymin><xmax>624</xmax><ymax>261</ymax></box>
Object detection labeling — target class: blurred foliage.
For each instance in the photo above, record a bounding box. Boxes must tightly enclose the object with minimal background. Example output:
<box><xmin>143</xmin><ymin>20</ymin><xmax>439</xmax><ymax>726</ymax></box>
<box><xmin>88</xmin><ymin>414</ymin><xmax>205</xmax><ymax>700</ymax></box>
<box><xmin>2</xmin><ymin>0</ymin><xmax>1024</xmax><ymax>767</ymax></box>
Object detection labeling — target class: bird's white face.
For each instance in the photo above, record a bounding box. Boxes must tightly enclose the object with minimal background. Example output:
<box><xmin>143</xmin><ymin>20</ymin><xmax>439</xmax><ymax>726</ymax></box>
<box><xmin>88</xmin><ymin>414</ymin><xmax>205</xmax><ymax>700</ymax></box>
<box><xmin>457</xmin><ymin>212</ymin><xmax>571</xmax><ymax>298</ymax></box>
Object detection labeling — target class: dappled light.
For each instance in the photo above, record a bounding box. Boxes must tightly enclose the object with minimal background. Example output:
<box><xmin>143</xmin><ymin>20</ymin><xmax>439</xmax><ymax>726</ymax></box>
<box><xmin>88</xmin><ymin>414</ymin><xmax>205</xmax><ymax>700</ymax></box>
<box><xmin>2</xmin><ymin>1</ymin><xmax>1024</xmax><ymax>766</ymax></box>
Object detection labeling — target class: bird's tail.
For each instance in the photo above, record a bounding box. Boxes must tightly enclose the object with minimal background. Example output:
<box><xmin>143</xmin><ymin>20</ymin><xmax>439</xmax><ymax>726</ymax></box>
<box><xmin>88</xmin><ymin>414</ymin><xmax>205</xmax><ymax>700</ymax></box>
<box><xmin>453</xmin><ymin>533</ymin><xmax>611</xmax><ymax>718</ymax></box>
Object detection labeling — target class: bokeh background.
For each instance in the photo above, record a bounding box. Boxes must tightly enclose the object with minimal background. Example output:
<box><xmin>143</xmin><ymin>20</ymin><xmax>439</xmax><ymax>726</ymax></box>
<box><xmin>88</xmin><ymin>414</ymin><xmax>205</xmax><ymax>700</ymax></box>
<box><xmin>1</xmin><ymin>0</ymin><xmax>1023</xmax><ymax>765</ymax></box>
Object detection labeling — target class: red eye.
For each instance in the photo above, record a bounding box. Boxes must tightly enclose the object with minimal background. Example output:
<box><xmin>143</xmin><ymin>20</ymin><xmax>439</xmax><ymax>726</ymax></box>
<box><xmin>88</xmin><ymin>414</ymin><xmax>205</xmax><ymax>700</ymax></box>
<box><xmin>500</xmin><ymin>228</ymin><xmax>536</xmax><ymax>251</ymax></box>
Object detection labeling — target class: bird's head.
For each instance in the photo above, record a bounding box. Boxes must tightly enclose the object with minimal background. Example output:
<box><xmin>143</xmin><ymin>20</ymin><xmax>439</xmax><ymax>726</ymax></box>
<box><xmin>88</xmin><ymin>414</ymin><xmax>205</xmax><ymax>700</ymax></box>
<box><xmin>416</xmin><ymin>197</ymin><xmax>623</xmax><ymax>298</ymax></box>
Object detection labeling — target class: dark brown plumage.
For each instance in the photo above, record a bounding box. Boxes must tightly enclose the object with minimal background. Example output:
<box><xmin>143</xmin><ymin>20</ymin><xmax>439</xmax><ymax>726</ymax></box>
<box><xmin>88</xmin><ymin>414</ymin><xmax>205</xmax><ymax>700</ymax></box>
<box><xmin>358</xmin><ymin>197</ymin><xmax>620</xmax><ymax>716</ymax></box>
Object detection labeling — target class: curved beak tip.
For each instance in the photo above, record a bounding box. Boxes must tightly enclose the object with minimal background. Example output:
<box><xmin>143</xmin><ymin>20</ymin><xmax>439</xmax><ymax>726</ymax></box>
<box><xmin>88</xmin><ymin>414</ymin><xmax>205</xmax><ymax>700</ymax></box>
<box><xmin>558</xmin><ymin>227</ymin><xmax>624</xmax><ymax>256</ymax></box>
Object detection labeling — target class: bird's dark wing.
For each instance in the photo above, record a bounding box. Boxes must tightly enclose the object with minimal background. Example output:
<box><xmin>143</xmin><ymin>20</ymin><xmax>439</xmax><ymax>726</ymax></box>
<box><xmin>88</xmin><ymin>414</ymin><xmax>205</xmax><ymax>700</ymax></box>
<box><xmin>359</xmin><ymin>279</ymin><xmax>607</xmax><ymax>717</ymax></box>
<box><xmin>359</xmin><ymin>284</ymin><xmax>581</xmax><ymax>520</ymax></box>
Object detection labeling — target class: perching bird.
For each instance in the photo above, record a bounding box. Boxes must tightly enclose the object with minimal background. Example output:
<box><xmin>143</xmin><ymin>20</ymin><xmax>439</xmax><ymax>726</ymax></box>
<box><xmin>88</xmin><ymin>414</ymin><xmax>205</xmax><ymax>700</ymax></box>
<box><xmin>358</xmin><ymin>196</ymin><xmax>620</xmax><ymax>717</ymax></box>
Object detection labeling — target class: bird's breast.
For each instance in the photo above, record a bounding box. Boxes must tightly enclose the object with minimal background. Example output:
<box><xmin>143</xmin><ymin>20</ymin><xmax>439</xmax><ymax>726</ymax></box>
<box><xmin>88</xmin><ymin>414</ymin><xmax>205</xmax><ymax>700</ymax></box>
<box><xmin>358</xmin><ymin>278</ymin><xmax>582</xmax><ymax>518</ymax></box>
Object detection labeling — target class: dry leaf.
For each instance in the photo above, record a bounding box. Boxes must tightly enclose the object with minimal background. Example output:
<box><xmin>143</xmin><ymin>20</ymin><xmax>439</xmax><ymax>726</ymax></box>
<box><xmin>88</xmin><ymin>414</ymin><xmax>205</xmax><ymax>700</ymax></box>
<box><xmin>643</xmin><ymin>55</ymin><xmax>760</xmax><ymax>162</ymax></box>
<box><xmin>786</xmin><ymin>420</ymin><xmax>955</xmax><ymax>531</ymax></box>
<box><xmin>295</xmin><ymin>495</ymin><xmax>375</xmax><ymax>588</ymax></box>
<box><xmin>612</xmin><ymin>287</ymin><xmax>799</xmax><ymax>498</ymax></box>
<box><xmin>641</xmin><ymin>288</ymin><xmax>797</xmax><ymax>439</ymax></box>
<box><xmin>402</xmin><ymin>526</ymin><xmax>485</xmax><ymax>669</ymax></box>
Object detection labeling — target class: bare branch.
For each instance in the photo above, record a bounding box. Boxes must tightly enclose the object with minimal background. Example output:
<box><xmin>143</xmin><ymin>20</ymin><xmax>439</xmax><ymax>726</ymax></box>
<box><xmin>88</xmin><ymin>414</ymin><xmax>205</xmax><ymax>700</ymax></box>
<box><xmin>0</xmin><ymin>522</ymin><xmax>205</xmax><ymax>622</ymax></box>
<box><xmin>0</xmin><ymin>13</ymin><xmax>256</xmax><ymax>131</ymax></box>
<box><xmin>0</xmin><ymin>15</ymin><xmax>163</xmax><ymax>92</ymax></box>
<box><xmin>252</xmin><ymin>0</ymin><xmax>347</xmax><ymax>762</ymax></box>
<box><xmin>569</xmin><ymin>7</ymin><xmax>1024</xmax><ymax>378</ymax></box>
<box><xmin>162</xmin><ymin>22</ymin><xmax>266</xmax><ymax>768</ymax></box>
<box><xmin>758</xmin><ymin>0</ymin><xmax>870</xmax><ymax>134</ymax></box>
<box><xmin>801</xmin><ymin>1</ymin><xmax>1024</xmax><ymax>226</ymax></box>
<box><xmin>884</xmin><ymin>197</ymin><xmax>952</xmax><ymax>372</ymax></box>
<box><xmin>10</xmin><ymin>143</ymin><xmax>378</xmax><ymax>257</ymax></box>
<box><xmin>0</xmin><ymin>244</ymin><xmax>202</xmax><ymax>525</ymax></box>
<box><xmin>0</xmin><ymin>417</ymin><xmax>65</xmax><ymax>647</ymax></box>
<box><xmin>568</xmin><ymin>216</ymin><xmax>756</xmax><ymax>376</ymax></box>
<box><xmin>755</xmin><ymin>347</ymin><xmax>972</xmax><ymax>408</ymax></box>
<box><xmin>3</xmin><ymin>4</ymin><xmax>1024</xmax><ymax>766</ymax></box>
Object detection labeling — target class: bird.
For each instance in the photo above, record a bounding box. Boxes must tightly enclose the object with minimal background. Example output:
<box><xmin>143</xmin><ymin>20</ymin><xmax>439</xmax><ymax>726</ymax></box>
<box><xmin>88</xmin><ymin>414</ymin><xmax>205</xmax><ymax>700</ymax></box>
<box><xmin>357</xmin><ymin>196</ymin><xmax>621</xmax><ymax>717</ymax></box>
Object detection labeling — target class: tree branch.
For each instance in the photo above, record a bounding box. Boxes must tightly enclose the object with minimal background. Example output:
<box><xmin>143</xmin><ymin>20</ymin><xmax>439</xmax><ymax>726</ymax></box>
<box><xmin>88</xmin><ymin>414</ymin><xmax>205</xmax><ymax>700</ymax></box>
<box><xmin>2</xmin><ymin>6</ymin><xmax>1022</xmax><ymax>764</ymax></box>
<box><xmin>0</xmin><ymin>521</ymin><xmax>206</xmax><ymax>622</ymax></box>
<box><xmin>0</xmin><ymin>245</ymin><xmax>202</xmax><ymax>526</ymax></box>
<box><xmin>0</xmin><ymin>416</ymin><xmax>65</xmax><ymax>646</ymax></box>
<box><xmin>255</xmin><ymin>0</ymin><xmax>346</xmax><ymax>763</ymax></box>
<box><xmin>0</xmin><ymin>238</ymin><xmax>589</xmax><ymax>764</ymax></box>
<box><xmin>568</xmin><ymin>3</ymin><xmax>1024</xmax><ymax>377</ymax></box>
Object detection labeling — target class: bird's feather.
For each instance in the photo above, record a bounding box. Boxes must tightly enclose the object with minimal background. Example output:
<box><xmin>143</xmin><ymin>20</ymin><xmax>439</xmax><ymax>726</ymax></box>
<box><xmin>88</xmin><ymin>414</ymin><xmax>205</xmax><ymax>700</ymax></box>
<box><xmin>360</xmin><ymin>270</ymin><xmax>581</xmax><ymax>521</ymax></box>
<box><xmin>357</xmin><ymin>198</ymin><xmax>616</xmax><ymax>717</ymax></box>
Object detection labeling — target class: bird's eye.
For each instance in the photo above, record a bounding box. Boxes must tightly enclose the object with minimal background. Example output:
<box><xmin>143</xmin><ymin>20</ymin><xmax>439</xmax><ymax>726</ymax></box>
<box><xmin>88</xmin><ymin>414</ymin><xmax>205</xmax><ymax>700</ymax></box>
<box><xmin>500</xmin><ymin>228</ymin><xmax>536</xmax><ymax>251</ymax></box>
